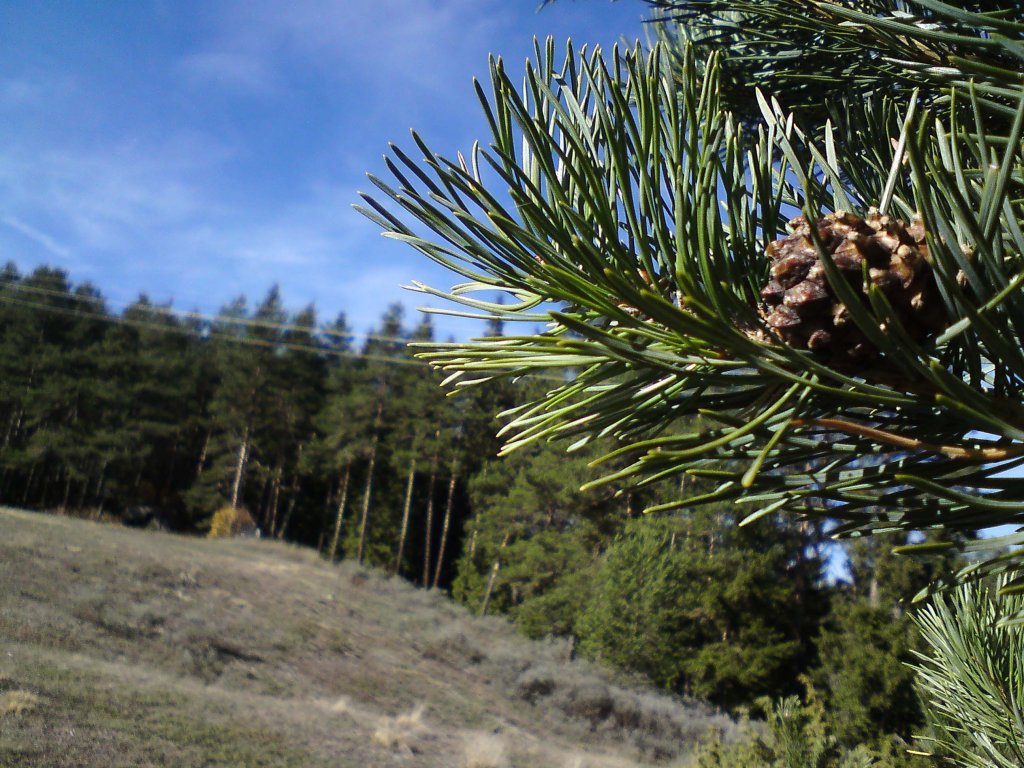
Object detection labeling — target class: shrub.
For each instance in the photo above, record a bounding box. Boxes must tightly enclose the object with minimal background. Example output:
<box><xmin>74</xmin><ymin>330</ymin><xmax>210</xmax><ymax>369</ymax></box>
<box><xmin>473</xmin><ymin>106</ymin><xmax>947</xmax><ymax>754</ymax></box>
<box><xmin>0</xmin><ymin>690</ymin><xmax>40</xmax><ymax>717</ymax></box>
<box><xmin>207</xmin><ymin>505</ymin><xmax>257</xmax><ymax>539</ymax></box>
<box><xmin>505</xmin><ymin>659</ymin><xmax>737</xmax><ymax>758</ymax></box>
<box><xmin>688</xmin><ymin>684</ymin><xmax>931</xmax><ymax>768</ymax></box>
<box><xmin>372</xmin><ymin>704</ymin><xmax>427</xmax><ymax>754</ymax></box>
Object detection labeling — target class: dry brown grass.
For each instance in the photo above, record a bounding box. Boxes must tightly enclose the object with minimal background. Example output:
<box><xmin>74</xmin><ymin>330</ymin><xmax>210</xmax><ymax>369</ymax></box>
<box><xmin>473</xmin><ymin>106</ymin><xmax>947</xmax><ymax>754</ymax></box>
<box><xmin>0</xmin><ymin>691</ymin><xmax>40</xmax><ymax>718</ymax></box>
<box><xmin>0</xmin><ymin>506</ymin><xmax>736</xmax><ymax>767</ymax></box>
<box><xmin>461</xmin><ymin>732</ymin><xmax>508</xmax><ymax>768</ymax></box>
<box><xmin>372</xmin><ymin>703</ymin><xmax>429</xmax><ymax>753</ymax></box>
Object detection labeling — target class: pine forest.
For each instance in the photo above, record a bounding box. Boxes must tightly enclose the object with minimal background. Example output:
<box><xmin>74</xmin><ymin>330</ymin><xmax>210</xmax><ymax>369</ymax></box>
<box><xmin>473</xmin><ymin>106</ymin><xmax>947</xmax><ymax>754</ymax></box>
<box><xmin>5</xmin><ymin>0</ymin><xmax>1024</xmax><ymax>766</ymax></box>
<box><xmin>0</xmin><ymin>257</ymin><xmax>972</xmax><ymax>764</ymax></box>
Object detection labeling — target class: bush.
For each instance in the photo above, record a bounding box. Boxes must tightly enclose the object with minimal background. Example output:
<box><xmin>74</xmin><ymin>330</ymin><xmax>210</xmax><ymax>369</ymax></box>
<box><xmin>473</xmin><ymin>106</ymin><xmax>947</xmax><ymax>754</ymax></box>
<box><xmin>505</xmin><ymin>659</ymin><xmax>737</xmax><ymax>757</ymax></box>
<box><xmin>207</xmin><ymin>505</ymin><xmax>257</xmax><ymax>539</ymax></box>
<box><xmin>813</xmin><ymin>599</ymin><xmax>923</xmax><ymax>747</ymax></box>
<box><xmin>0</xmin><ymin>690</ymin><xmax>41</xmax><ymax>717</ymax></box>
<box><xmin>577</xmin><ymin>514</ymin><xmax>813</xmax><ymax>710</ymax></box>
<box><xmin>689</xmin><ymin>685</ymin><xmax>930</xmax><ymax>768</ymax></box>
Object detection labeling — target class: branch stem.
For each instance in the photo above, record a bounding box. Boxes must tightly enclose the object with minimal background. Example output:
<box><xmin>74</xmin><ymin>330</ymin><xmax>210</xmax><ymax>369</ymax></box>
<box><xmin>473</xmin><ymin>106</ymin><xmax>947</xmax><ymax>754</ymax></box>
<box><xmin>792</xmin><ymin>418</ymin><xmax>1024</xmax><ymax>461</ymax></box>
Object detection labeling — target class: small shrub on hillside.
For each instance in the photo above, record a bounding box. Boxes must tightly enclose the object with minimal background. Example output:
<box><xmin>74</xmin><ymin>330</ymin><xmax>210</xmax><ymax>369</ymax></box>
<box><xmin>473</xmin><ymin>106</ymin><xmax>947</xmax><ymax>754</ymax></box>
<box><xmin>688</xmin><ymin>687</ymin><xmax>930</xmax><ymax>768</ymax></box>
<box><xmin>57</xmin><ymin>506</ymin><xmax>119</xmax><ymax>524</ymax></box>
<box><xmin>514</xmin><ymin>666</ymin><xmax>557</xmax><ymax>703</ymax></box>
<box><xmin>207</xmin><ymin>506</ymin><xmax>257</xmax><ymax>539</ymax></box>
<box><xmin>372</xmin><ymin>704</ymin><xmax>428</xmax><ymax>754</ymax></box>
<box><xmin>0</xmin><ymin>690</ymin><xmax>40</xmax><ymax>717</ymax></box>
<box><xmin>421</xmin><ymin>626</ymin><xmax>486</xmax><ymax>665</ymax></box>
<box><xmin>506</xmin><ymin>659</ymin><xmax>737</xmax><ymax>758</ymax></box>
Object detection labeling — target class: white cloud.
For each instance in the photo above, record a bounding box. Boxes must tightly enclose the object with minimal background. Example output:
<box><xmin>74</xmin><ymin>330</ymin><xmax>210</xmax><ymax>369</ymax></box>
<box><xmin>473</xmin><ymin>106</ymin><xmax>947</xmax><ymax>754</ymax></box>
<box><xmin>0</xmin><ymin>127</ymin><xmax>414</xmax><ymax>321</ymax></box>
<box><xmin>1</xmin><ymin>0</ymin><xmax>609</xmax><ymax>340</ymax></box>
<box><xmin>181</xmin><ymin>0</ymin><xmax>510</xmax><ymax>97</ymax></box>
<box><xmin>2</xmin><ymin>216</ymin><xmax>72</xmax><ymax>259</ymax></box>
<box><xmin>0</xmin><ymin>132</ymin><xmax>233</xmax><ymax>253</ymax></box>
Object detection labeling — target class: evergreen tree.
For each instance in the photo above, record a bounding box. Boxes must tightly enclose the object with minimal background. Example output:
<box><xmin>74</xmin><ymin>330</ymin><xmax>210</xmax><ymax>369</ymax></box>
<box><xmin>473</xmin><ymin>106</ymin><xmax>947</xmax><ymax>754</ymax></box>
<box><xmin>391</xmin><ymin>313</ymin><xmax>446</xmax><ymax>577</ymax></box>
<box><xmin>305</xmin><ymin>312</ymin><xmax>359</xmax><ymax>557</ymax></box>
<box><xmin>358</xmin><ymin>1</ymin><xmax>1024</xmax><ymax>603</ymax></box>
<box><xmin>813</xmin><ymin>598</ymin><xmax>923</xmax><ymax>748</ymax></box>
<box><xmin>92</xmin><ymin>297</ymin><xmax>198</xmax><ymax>515</ymax></box>
<box><xmin>811</xmin><ymin>533</ymin><xmax>964</xmax><ymax>748</ymax></box>
<box><xmin>12</xmin><ymin>271</ymin><xmax>109</xmax><ymax>510</ymax></box>
<box><xmin>185</xmin><ymin>290</ymin><xmax>285</xmax><ymax>525</ymax></box>
<box><xmin>0</xmin><ymin>264</ymin><xmax>39</xmax><ymax>501</ymax></box>
<box><xmin>578</xmin><ymin>507</ymin><xmax>824</xmax><ymax>709</ymax></box>
<box><xmin>260</xmin><ymin>303</ymin><xmax>327</xmax><ymax>540</ymax></box>
<box><xmin>453</xmin><ymin>438</ymin><xmax>614</xmax><ymax>633</ymax></box>
<box><xmin>340</xmin><ymin>303</ymin><xmax>409</xmax><ymax>566</ymax></box>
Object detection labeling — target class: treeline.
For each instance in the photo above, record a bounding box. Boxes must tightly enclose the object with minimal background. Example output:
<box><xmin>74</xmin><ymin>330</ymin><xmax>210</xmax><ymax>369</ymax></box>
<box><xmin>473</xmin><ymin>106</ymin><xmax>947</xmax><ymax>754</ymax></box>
<box><xmin>456</xmin><ymin>436</ymin><xmax>952</xmax><ymax>762</ymax></box>
<box><xmin>0</xmin><ymin>262</ymin><xmax>955</xmax><ymax>759</ymax></box>
<box><xmin>0</xmin><ymin>262</ymin><xmax>505</xmax><ymax>587</ymax></box>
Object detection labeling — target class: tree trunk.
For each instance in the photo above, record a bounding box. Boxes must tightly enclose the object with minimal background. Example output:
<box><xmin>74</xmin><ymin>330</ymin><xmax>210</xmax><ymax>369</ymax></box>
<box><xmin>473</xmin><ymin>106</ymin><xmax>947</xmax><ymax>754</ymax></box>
<box><xmin>91</xmin><ymin>461</ymin><xmax>108</xmax><ymax>507</ymax></box>
<box><xmin>94</xmin><ymin>462</ymin><xmax>109</xmax><ymax>513</ymax></box>
<box><xmin>229</xmin><ymin>426</ymin><xmax>250</xmax><ymax>509</ymax></box>
<box><xmin>162</xmin><ymin>441</ymin><xmax>179</xmax><ymax>497</ymax></box>
<box><xmin>61</xmin><ymin>471</ymin><xmax>72</xmax><ymax>510</ymax></box>
<box><xmin>21</xmin><ymin>463</ymin><xmax>36</xmax><ymax>505</ymax></box>
<box><xmin>422</xmin><ymin>437</ymin><xmax>440</xmax><ymax>586</ymax></box>
<box><xmin>319</xmin><ymin>480</ymin><xmax>337</xmax><ymax>553</ymax></box>
<box><xmin>268</xmin><ymin>464</ymin><xmax>282</xmax><ymax>537</ymax></box>
<box><xmin>393</xmin><ymin>454</ymin><xmax>417</xmax><ymax>576</ymax></box>
<box><xmin>274</xmin><ymin>473</ymin><xmax>299</xmax><ymax>544</ymax></box>
<box><xmin>432</xmin><ymin>467</ymin><xmax>458</xmax><ymax>589</ymax></box>
<box><xmin>2</xmin><ymin>406</ymin><xmax>22</xmax><ymax>451</ymax></box>
<box><xmin>76</xmin><ymin>473</ymin><xmax>90</xmax><ymax>511</ymax></box>
<box><xmin>253</xmin><ymin>472</ymin><xmax>269</xmax><ymax>528</ymax></box>
<box><xmin>480</xmin><ymin>532</ymin><xmax>510</xmax><ymax>616</ymax></box>
<box><xmin>327</xmin><ymin>462</ymin><xmax>351</xmax><ymax>561</ymax></box>
<box><xmin>195</xmin><ymin>429</ymin><xmax>211</xmax><ymax>480</ymax></box>
<box><xmin>278</xmin><ymin>494</ymin><xmax>296</xmax><ymax>541</ymax></box>
<box><xmin>356</xmin><ymin>403</ymin><xmax>383</xmax><ymax>565</ymax></box>
<box><xmin>130</xmin><ymin>467</ymin><xmax>144</xmax><ymax>499</ymax></box>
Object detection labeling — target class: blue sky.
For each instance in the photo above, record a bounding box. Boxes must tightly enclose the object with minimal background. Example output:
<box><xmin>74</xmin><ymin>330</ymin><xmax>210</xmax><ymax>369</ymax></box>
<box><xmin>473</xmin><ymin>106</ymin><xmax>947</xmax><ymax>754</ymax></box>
<box><xmin>0</xmin><ymin>1</ymin><xmax>646</xmax><ymax>341</ymax></box>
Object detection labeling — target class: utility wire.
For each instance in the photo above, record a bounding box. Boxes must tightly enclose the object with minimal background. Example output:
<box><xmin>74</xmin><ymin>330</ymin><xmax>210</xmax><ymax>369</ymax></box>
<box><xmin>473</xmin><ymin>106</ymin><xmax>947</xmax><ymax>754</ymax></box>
<box><xmin>0</xmin><ymin>280</ymin><xmax>455</xmax><ymax>345</ymax></box>
<box><xmin>0</xmin><ymin>293</ymin><xmax>431</xmax><ymax>368</ymax></box>
<box><xmin>0</xmin><ymin>281</ymin><xmax>564</xmax><ymax>382</ymax></box>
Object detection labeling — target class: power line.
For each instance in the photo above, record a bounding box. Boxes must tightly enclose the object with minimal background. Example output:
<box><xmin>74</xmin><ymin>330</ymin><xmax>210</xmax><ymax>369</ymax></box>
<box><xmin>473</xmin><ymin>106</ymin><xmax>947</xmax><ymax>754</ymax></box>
<box><xmin>0</xmin><ymin>279</ymin><xmax>439</xmax><ymax>345</ymax></box>
<box><xmin>0</xmin><ymin>290</ymin><xmax>566</xmax><ymax>382</ymax></box>
<box><xmin>0</xmin><ymin>280</ymin><xmax>564</xmax><ymax>382</ymax></box>
<box><xmin>0</xmin><ymin>292</ymin><xmax>431</xmax><ymax>368</ymax></box>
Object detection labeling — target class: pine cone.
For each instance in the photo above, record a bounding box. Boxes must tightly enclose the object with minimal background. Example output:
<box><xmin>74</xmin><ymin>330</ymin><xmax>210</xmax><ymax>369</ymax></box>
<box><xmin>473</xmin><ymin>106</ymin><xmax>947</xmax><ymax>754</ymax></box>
<box><xmin>759</xmin><ymin>211</ymin><xmax>946</xmax><ymax>361</ymax></box>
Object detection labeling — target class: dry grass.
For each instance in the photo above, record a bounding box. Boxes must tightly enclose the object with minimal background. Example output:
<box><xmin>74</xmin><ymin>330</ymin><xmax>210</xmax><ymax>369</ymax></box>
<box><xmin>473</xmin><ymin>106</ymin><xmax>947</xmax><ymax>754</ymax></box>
<box><xmin>0</xmin><ymin>692</ymin><xmax>40</xmax><ymax>718</ymax></box>
<box><xmin>462</xmin><ymin>732</ymin><xmax>508</xmax><ymax>768</ymax></box>
<box><xmin>0</xmin><ymin>506</ymin><xmax>737</xmax><ymax>767</ymax></box>
<box><xmin>372</xmin><ymin>703</ymin><xmax>429</xmax><ymax>753</ymax></box>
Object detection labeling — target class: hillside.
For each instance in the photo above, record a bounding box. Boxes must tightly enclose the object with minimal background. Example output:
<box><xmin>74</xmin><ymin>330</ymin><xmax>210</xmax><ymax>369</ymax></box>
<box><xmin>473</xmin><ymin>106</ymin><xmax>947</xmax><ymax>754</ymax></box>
<box><xmin>0</xmin><ymin>508</ymin><xmax>736</xmax><ymax>767</ymax></box>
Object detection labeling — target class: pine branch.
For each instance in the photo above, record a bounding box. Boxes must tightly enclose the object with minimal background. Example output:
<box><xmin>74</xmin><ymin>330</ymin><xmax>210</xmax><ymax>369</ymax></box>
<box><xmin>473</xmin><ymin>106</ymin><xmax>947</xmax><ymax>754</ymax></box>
<box><xmin>647</xmin><ymin>0</ymin><xmax>1024</xmax><ymax>126</ymax></box>
<box><xmin>357</xmin><ymin>34</ymin><xmax>1024</xmax><ymax>584</ymax></box>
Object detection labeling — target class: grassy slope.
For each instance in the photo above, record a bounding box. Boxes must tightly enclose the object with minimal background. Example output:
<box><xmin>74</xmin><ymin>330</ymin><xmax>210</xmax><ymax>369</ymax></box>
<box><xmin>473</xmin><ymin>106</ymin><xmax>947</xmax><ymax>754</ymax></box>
<box><xmin>0</xmin><ymin>508</ymin><xmax>736</xmax><ymax>768</ymax></box>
